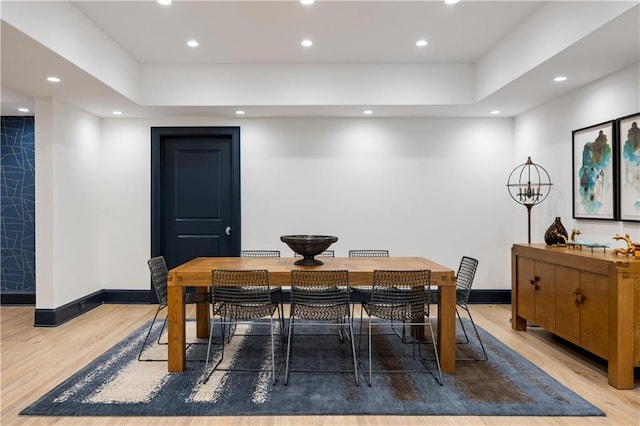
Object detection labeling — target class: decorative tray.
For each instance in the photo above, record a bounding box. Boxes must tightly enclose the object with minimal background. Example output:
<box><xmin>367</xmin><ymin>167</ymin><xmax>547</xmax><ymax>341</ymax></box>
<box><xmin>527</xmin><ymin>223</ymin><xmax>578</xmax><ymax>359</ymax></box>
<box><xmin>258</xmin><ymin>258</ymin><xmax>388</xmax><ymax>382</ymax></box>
<box><xmin>566</xmin><ymin>240</ymin><xmax>609</xmax><ymax>252</ymax></box>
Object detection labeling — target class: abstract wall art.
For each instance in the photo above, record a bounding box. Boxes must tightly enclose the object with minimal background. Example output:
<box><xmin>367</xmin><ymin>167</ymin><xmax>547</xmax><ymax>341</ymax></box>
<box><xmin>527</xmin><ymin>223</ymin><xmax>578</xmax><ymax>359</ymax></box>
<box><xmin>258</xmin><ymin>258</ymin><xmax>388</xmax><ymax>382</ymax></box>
<box><xmin>617</xmin><ymin>112</ymin><xmax>640</xmax><ymax>222</ymax></box>
<box><xmin>572</xmin><ymin>121</ymin><xmax>616</xmax><ymax>220</ymax></box>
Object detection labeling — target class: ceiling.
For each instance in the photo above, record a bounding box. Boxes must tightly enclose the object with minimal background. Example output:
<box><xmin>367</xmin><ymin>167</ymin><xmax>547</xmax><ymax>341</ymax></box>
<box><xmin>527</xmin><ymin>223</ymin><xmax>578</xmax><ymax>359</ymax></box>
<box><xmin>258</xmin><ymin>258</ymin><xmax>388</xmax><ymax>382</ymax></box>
<box><xmin>1</xmin><ymin>0</ymin><xmax>638</xmax><ymax>119</ymax></box>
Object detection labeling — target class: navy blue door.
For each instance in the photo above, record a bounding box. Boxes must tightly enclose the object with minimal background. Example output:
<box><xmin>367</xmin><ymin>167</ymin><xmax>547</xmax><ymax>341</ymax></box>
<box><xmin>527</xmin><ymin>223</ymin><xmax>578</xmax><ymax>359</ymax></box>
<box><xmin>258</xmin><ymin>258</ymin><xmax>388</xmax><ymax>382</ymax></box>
<box><xmin>151</xmin><ymin>127</ymin><xmax>240</xmax><ymax>271</ymax></box>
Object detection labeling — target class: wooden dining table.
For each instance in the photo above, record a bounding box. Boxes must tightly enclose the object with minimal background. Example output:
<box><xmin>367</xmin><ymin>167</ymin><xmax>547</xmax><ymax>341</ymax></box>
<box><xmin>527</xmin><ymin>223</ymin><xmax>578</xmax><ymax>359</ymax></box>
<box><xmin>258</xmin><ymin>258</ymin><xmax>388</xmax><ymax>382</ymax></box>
<box><xmin>166</xmin><ymin>256</ymin><xmax>458</xmax><ymax>373</ymax></box>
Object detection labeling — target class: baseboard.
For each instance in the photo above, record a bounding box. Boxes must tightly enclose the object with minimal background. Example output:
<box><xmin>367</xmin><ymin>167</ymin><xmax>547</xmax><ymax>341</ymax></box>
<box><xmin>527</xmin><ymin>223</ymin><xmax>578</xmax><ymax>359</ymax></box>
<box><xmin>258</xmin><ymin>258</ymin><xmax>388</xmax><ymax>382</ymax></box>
<box><xmin>34</xmin><ymin>290</ymin><xmax>103</xmax><ymax>327</ymax></box>
<box><xmin>30</xmin><ymin>288</ymin><xmax>510</xmax><ymax>327</ymax></box>
<box><xmin>101</xmin><ymin>290</ymin><xmax>154</xmax><ymax>304</ymax></box>
<box><xmin>281</xmin><ymin>289</ymin><xmax>511</xmax><ymax>304</ymax></box>
<box><xmin>467</xmin><ymin>289</ymin><xmax>511</xmax><ymax>304</ymax></box>
<box><xmin>1</xmin><ymin>292</ymin><xmax>36</xmax><ymax>305</ymax></box>
<box><xmin>33</xmin><ymin>289</ymin><xmax>153</xmax><ymax>327</ymax></box>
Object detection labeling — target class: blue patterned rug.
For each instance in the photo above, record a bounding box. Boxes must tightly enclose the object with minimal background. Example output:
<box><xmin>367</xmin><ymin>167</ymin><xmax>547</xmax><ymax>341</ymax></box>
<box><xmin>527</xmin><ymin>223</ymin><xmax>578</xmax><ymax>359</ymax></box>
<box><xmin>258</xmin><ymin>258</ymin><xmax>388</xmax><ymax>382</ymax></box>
<box><xmin>20</xmin><ymin>317</ymin><xmax>605</xmax><ymax>417</ymax></box>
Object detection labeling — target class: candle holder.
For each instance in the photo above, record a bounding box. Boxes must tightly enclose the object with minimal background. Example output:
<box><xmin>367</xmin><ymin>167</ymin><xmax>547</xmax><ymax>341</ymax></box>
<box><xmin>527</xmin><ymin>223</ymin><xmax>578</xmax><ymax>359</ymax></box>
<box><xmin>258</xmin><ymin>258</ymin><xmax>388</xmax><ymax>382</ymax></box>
<box><xmin>507</xmin><ymin>157</ymin><xmax>553</xmax><ymax>243</ymax></box>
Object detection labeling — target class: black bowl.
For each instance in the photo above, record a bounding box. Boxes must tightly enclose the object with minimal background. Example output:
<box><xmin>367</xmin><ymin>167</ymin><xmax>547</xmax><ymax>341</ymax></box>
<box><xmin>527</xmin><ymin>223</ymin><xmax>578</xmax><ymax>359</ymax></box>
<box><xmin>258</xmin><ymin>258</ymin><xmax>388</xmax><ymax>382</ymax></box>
<box><xmin>280</xmin><ymin>235</ymin><xmax>338</xmax><ymax>266</ymax></box>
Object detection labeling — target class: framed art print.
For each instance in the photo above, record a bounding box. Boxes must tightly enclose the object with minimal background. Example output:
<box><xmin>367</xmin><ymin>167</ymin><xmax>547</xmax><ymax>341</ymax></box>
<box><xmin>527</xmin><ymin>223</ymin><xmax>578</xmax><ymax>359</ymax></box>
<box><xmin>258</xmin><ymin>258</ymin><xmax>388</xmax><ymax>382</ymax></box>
<box><xmin>617</xmin><ymin>112</ymin><xmax>640</xmax><ymax>221</ymax></box>
<box><xmin>572</xmin><ymin>121</ymin><xmax>616</xmax><ymax>220</ymax></box>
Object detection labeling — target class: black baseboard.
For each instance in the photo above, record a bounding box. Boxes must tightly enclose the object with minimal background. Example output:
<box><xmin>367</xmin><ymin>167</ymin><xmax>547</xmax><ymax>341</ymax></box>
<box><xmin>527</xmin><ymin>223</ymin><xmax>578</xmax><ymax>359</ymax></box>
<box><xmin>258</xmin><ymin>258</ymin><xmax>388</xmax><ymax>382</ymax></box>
<box><xmin>33</xmin><ymin>289</ymin><xmax>153</xmax><ymax>327</ymax></box>
<box><xmin>280</xmin><ymin>289</ymin><xmax>511</xmax><ymax>304</ymax></box>
<box><xmin>101</xmin><ymin>290</ymin><xmax>154</xmax><ymax>304</ymax></box>
<box><xmin>1</xmin><ymin>292</ymin><xmax>36</xmax><ymax>305</ymax></box>
<box><xmin>467</xmin><ymin>289</ymin><xmax>511</xmax><ymax>304</ymax></box>
<box><xmin>34</xmin><ymin>290</ymin><xmax>103</xmax><ymax>327</ymax></box>
<box><xmin>29</xmin><ymin>288</ymin><xmax>510</xmax><ymax>327</ymax></box>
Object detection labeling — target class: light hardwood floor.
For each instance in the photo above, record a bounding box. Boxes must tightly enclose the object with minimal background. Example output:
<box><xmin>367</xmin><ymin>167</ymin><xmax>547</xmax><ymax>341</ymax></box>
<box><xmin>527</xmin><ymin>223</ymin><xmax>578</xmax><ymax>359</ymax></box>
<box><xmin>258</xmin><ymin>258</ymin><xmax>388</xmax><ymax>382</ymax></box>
<box><xmin>1</xmin><ymin>304</ymin><xmax>638</xmax><ymax>425</ymax></box>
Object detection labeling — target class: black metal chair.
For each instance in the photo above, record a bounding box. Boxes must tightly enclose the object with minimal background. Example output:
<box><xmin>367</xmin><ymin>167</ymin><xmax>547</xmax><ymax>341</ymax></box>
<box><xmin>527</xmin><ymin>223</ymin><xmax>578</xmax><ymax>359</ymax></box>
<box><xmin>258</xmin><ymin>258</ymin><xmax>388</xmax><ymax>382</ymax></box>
<box><xmin>455</xmin><ymin>256</ymin><xmax>487</xmax><ymax>360</ymax></box>
<box><xmin>138</xmin><ymin>256</ymin><xmax>208</xmax><ymax>362</ymax></box>
<box><xmin>347</xmin><ymin>249</ymin><xmax>390</xmax><ymax>318</ymax></box>
<box><xmin>285</xmin><ymin>269</ymin><xmax>359</xmax><ymax>385</ymax></box>
<box><xmin>293</xmin><ymin>249</ymin><xmax>334</xmax><ymax>258</ymax></box>
<box><xmin>348</xmin><ymin>249</ymin><xmax>389</xmax><ymax>258</ymax></box>
<box><xmin>240</xmin><ymin>250</ymin><xmax>281</xmax><ymax>258</ymax></box>
<box><xmin>202</xmin><ymin>269</ymin><xmax>283</xmax><ymax>384</ymax></box>
<box><xmin>358</xmin><ymin>269</ymin><xmax>442</xmax><ymax>386</ymax></box>
<box><xmin>229</xmin><ymin>250</ymin><xmax>284</xmax><ymax>342</ymax></box>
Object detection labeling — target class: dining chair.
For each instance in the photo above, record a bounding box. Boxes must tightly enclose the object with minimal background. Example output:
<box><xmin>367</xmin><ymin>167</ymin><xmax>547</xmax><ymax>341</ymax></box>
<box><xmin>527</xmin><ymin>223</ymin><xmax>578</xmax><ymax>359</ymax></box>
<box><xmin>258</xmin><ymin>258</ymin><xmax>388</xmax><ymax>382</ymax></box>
<box><xmin>285</xmin><ymin>269</ymin><xmax>359</xmax><ymax>385</ymax></box>
<box><xmin>202</xmin><ymin>269</ymin><xmax>284</xmax><ymax>384</ymax></box>
<box><xmin>294</xmin><ymin>249</ymin><xmax>335</xmax><ymax>258</ymax></box>
<box><xmin>138</xmin><ymin>256</ymin><xmax>209</xmax><ymax>362</ymax></box>
<box><xmin>348</xmin><ymin>249</ymin><xmax>389</xmax><ymax>257</ymax></box>
<box><xmin>358</xmin><ymin>269</ymin><xmax>442</xmax><ymax>386</ymax></box>
<box><xmin>454</xmin><ymin>256</ymin><xmax>487</xmax><ymax>360</ymax></box>
<box><xmin>240</xmin><ymin>250</ymin><xmax>281</xmax><ymax>258</ymax></box>
<box><xmin>347</xmin><ymin>249</ymin><xmax>389</xmax><ymax>315</ymax></box>
<box><xmin>231</xmin><ymin>250</ymin><xmax>283</xmax><ymax>342</ymax></box>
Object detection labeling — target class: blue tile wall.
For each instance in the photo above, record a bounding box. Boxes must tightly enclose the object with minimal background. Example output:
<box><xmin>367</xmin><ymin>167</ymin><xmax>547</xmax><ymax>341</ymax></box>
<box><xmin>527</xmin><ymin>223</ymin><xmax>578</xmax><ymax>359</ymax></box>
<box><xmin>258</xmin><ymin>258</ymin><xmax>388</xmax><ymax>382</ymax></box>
<box><xmin>1</xmin><ymin>116</ymin><xmax>35</xmax><ymax>294</ymax></box>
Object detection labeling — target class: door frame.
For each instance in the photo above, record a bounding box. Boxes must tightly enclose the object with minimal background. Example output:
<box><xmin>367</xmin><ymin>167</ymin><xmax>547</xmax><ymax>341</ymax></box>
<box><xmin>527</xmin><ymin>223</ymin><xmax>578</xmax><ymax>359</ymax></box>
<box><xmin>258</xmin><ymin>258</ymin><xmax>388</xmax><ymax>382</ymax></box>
<box><xmin>150</xmin><ymin>126</ymin><xmax>241</xmax><ymax>265</ymax></box>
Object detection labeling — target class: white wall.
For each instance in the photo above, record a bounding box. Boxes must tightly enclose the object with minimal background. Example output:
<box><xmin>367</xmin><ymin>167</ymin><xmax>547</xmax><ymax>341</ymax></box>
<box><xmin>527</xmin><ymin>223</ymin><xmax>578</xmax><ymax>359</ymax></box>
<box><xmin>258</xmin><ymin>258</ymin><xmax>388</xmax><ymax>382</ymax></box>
<box><xmin>98</xmin><ymin>116</ymin><xmax>514</xmax><ymax>295</ymax></box>
<box><xmin>36</xmin><ymin>61</ymin><xmax>639</xmax><ymax>309</ymax></box>
<box><xmin>514</xmin><ymin>63</ymin><xmax>640</xmax><ymax>245</ymax></box>
<box><xmin>35</xmin><ymin>100</ymin><xmax>102</xmax><ymax>308</ymax></box>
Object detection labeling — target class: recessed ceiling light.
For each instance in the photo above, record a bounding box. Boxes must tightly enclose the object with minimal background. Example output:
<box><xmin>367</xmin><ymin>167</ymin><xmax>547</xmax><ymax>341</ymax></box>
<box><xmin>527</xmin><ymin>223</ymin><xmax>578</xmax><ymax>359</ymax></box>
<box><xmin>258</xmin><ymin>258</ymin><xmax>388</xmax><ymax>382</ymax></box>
<box><xmin>301</xmin><ymin>39</ymin><xmax>313</xmax><ymax>47</ymax></box>
<box><xmin>444</xmin><ymin>0</ymin><xmax>460</xmax><ymax>4</ymax></box>
<box><xmin>416</xmin><ymin>39</ymin><xmax>428</xmax><ymax>47</ymax></box>
<box><xmin>112</xmin><ymin>111</ymin><xmax>123</xmax><ymax>115</ymax></box>
<box><xmin>363</xmin><ymin>110</ymin><xmax>373</xmax><ymax>115</ymax></box>
<box><xmin>553</xmin><ymin>75</ymin><xmax>568</xmax><ymax>82</ymax></box>
<box><xmin>18</xmin><ymin>108</ymin><xmax>29</xmax><ymax>113</ymax></box>
<box><xmin>490</xmin><ymin>110</ymin><xmax>501</xmax><ymax>115</ymax></box>
<box><xmin>187</xmin><ymin>40</ymin><xmax>199</xmax><ymax>48</ymax></box>
<box><xmin>46</xmin><ymin>76</ymin><xmax>61</xmax><ymax>83</ymax></box>
<box><xmin>235</xmin><ymin>110</ymin><xmax>245</xmax><ymax>115</ymax></box>
<box><xmin>158</xmin><ymin>0</ymin><xmax>171</xmax><ymax>5</ymax></box>
<box><xmin>300</xmin><ymin>0</ymin><xmax>314</xmax><ymax>5</ymax></box>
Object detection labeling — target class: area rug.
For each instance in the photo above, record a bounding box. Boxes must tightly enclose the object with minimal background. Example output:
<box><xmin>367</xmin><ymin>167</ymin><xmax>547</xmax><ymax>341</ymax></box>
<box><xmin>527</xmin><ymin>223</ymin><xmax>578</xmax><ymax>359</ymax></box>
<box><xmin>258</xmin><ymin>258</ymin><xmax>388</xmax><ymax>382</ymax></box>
<box><xmin>20</xmin><ymin>317</ymin><xmax>605</xmax><ymax>417</ymax></box>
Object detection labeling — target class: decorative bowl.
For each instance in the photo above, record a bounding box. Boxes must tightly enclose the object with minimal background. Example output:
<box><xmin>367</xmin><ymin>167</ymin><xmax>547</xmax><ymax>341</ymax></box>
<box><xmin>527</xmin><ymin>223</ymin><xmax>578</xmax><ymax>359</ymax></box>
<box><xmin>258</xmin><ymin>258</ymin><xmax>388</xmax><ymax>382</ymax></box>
<box><xmin>280</xmin><ymin>235</ymin><xmax>338</xmax><ymax>266</ymax></box>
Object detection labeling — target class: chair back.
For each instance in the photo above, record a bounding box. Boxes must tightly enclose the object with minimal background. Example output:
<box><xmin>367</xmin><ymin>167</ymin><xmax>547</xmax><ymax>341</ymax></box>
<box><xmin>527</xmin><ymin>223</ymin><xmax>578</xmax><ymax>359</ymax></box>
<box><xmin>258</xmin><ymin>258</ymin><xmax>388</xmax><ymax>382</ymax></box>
<box><xmin>211</xmin><ymin>269</ymin><xmax>271</xmax><ymax>302</ymax></box>
<box><xmin>290</xmin><ymin>270</ymin><xmax>350</xmax><ymax>319</ymax></box>
<box><xmin>348</xmin><ymin>249</ymin><xmax>389</xmax><ymax>257</ymax></box>
<box><xmin>147</xmin><ymin>256</ymin><xmax>169</xmax><ymax>306</ymax></box>
<box><xmin>456</xmin><ymin>256</ymin><xmax>479</xmax><ymax>304</ymax></box>
<box><xmin>369</xmin><ymin>269</ymin><xmax>431</xmax><ymax>321</ymax></box>
<box><xmin>240</xmin><ymin>250</ymin><xmax>281</xmax><ymax>258</ymax></box>
<box><xmin>293</xmin><ymin>250</ymin><xmax>335</xmax><ymax>258</ymax></box>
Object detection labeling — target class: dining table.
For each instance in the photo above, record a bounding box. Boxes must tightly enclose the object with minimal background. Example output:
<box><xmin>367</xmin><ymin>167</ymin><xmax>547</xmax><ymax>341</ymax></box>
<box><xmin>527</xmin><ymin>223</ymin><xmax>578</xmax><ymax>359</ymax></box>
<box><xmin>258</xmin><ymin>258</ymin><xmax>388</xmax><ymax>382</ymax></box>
<box><xmin>166</xmin><ymin>256</ymin><xmax>458</xmax><ymax>373</ymax></box>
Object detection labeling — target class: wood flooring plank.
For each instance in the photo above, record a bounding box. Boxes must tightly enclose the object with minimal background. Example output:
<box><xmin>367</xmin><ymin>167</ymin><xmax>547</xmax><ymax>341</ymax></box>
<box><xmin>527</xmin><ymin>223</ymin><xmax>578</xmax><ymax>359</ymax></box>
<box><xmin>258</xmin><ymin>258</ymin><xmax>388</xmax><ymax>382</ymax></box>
<box><xmin>1</xmin><ymin>304</ymin><xmax>638</xmax><ymax>425</ymax></box>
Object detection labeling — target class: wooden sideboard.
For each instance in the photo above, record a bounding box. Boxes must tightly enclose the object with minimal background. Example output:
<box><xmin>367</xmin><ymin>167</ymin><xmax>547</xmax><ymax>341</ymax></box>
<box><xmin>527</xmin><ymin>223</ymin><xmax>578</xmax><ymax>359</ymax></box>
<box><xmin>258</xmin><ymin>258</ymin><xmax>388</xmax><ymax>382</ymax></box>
<box><xmin>511</xmin><ymin>243</ymin><xmax>640</xmax><ymax>389</ymax></box>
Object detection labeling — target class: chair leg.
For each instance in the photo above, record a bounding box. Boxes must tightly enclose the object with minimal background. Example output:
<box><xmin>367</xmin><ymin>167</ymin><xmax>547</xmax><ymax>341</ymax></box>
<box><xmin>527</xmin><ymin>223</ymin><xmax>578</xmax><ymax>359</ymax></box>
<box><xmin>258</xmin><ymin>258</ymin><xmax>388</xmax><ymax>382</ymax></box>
<box><xmin>368</xmin><ymin>315</ymin><xmax>373</xmax><ymax>386</ymax></box>
<box><xmin>279</xmin><ymin>303</ymin><xmax>286</xmax><ymax>340</ymax></box>
<box><xmin>356</xmin><ymin>305</ymin><xmax>372</xmax><ymax>386</ymax></box>
<box><xmin>155</xmin><ymin>316</ymin><xmax>168</xmax><ymax>345</ymax></box>
<box><xmin>284</xmin><ymin>314</ymin><xmax>295</xmax><ymax>385</ymax></box>
<box><xmin>269</xmin><ymin>316</ymin><xmax>276</xmax><ymax>385</ymax></box>
<box><xmin>461</xmin><ymin>304</ymin><xmax>488</xmax><ymax>361</ymax></box>
<box><xmin>456</xmin><ymin>306</ymin><xmax>471</xmax><ymax>344</ymax></box>
<box><xmin>137</xmin><ymin>306</ymin><xmax>163</xmax><ymax>361</ymax></box>
<box><xmin>201</xmin><ymin>314</ymin><xmax>225</xmax><ymax>384</ymax></box>
<box><xmin>420</xmin><ymin>320</ymin><xmax>443</xmax><ymax>385</ymax></box>
<box><xmin>347</xmin><ymin>319</ymin><xmax>359</xmax><ymax>386</ymax></box>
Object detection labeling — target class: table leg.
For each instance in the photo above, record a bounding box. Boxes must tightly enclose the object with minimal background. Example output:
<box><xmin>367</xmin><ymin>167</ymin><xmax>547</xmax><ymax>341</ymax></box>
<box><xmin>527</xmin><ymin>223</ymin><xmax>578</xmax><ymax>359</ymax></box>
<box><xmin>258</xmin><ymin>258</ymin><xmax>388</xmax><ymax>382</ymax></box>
<box><xmin>168</xmin><ymin>286</ymin><xmax>186</xmax><ymax>372</ymax></box>
<box><xmin>196</xmin><ymin>287</ymin><xmax>210</xmax><ymax>339</ymax></box>
<box><xmin>438</xmin><ymin>284</ymin><xmax>456</xmax><ymax>372</ymax></box>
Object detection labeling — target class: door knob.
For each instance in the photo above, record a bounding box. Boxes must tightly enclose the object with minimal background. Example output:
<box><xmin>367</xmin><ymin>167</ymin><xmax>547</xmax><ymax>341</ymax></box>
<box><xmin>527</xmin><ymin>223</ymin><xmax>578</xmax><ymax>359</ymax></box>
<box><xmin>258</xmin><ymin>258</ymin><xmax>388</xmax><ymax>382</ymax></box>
<box><xmin>225</xmin><ymin>226</ymin><xmax>232</xmax><ymax>236</ymax></box>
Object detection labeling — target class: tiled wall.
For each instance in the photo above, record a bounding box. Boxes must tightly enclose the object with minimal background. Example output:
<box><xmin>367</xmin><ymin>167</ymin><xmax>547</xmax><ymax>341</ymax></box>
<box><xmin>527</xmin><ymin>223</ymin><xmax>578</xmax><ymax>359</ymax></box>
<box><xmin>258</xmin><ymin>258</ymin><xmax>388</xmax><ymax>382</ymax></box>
<box><xmin>1</xmin><ymin>116</ymin><xmax>35</xmax><ymax>294</ymax></box>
